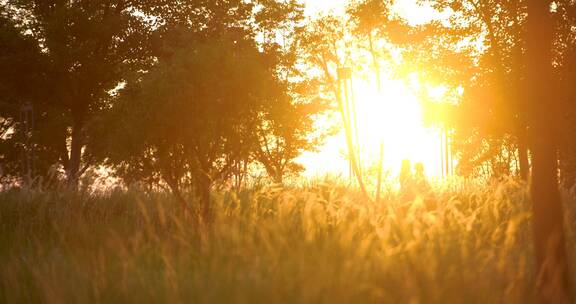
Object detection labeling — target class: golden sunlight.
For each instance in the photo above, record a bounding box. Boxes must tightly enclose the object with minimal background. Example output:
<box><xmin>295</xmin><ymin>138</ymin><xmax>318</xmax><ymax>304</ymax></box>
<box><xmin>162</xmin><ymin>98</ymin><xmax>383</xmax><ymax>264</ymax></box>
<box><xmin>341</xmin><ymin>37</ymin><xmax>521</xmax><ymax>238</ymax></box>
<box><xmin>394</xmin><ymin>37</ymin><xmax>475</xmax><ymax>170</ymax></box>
<box><xmin>356</xmin><ymin>78</ymin><xmax>444</xmax><ymax>177</ymax></box>
<box><xmin>298</xmin><ymin>0</ymin><xmax>451</xmax><ymax>179</ymax></box>
<box><xmin>299</xmin><ymin>75</ymin><xmax>444</xmax><ymax>179</ymax></box>
<box><xmin>3</xmin><ymin>0</ymin><xmax>573</xmax><ymax>302</ymax></box>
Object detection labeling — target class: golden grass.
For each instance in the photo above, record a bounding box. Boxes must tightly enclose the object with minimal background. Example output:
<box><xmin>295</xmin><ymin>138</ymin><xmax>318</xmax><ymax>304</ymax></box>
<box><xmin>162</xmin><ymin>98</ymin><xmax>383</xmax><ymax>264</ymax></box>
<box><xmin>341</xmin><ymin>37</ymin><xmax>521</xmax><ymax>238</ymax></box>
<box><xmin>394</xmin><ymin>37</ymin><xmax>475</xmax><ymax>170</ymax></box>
<box><xmin>0</xmin><ymin>179</ymin><xmax>574</xmax><ymax>303</ymax></box>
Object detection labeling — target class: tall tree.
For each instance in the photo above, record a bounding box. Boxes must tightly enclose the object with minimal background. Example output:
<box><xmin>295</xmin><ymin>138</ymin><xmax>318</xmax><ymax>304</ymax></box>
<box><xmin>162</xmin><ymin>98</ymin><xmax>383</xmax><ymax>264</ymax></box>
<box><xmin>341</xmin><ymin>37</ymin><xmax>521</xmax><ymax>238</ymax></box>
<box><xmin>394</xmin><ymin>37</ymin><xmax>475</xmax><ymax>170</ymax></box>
<box><xmin>347</xmin><ymin>0</ymin><xmax>395</xmax><ymax>92</ymax></box>
<box><xmin>527</xmin><ymin>0</ymin><xmax>571</xmax><ymax>302</ymax></box>
<box><xmin>421</xmin><ymin>0</ymin><xmax>530</xmax><ymax>179</ymax></box>
<box><xmin>347</xmin><ymin>0</ymin><xmax>402</xmax><ymax>199</ymax></box>
<box><xmin>254</xmin><ymin>79</ymin><xmax>328</xmax><ymax>184</ymax></box>
<box><xmin>252</xmin><ymin>0</ymin><xmax>330</xmax><ymax>184</ymax></box>
<box><xmin>297</xmin><ymin>15</ymin><xmax>370</xmax><ymax>197</ymax></box>
<box><xmin>101</xmin><ymin>34</ymin><xmax>275</xmax><ymax>218</ymax></box>
<box><xmin>2</xmin><ymin>0</ymin><xmax>157</xmax><ymax>188</ymax></box>
<box><xmin>0</xmin><ymin>11</ymin><xmax>50</xmax><ymax>186</ymax></box>
<box><xmin>554</xmin><ymin>0</ymin><xmax>576</xmax><ymax>189</ymax></box>
<box><xmin>95</xmin><ymin>0</ymin><xmax>323</xmax><ymax>221</ymax></box>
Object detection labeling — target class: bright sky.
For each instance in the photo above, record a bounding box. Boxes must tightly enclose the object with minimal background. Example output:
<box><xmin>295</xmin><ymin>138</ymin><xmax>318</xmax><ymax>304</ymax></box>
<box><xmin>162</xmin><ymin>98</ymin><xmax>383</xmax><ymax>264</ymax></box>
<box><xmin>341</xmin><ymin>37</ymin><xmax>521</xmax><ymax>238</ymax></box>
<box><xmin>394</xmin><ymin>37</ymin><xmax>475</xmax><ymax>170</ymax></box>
<box><xmin>303</xmin><ymin>0</ymin><xmax>445</xmax><ymax>25</ymax></box>
<box><xmin>298</xmin><ymin>0</ymin><xmax>449</xmax><ymax>180</ymax></box>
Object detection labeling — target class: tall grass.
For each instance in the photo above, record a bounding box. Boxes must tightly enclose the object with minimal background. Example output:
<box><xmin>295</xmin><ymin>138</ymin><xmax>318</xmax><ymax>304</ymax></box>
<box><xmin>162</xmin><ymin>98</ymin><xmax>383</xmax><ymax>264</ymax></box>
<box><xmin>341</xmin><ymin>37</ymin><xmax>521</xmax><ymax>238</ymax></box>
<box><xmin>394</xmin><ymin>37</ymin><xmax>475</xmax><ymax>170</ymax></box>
<box><xmin>0</xmin><ymin>179</ymin><xmax>574</xmax><ymax>303</ymax></box>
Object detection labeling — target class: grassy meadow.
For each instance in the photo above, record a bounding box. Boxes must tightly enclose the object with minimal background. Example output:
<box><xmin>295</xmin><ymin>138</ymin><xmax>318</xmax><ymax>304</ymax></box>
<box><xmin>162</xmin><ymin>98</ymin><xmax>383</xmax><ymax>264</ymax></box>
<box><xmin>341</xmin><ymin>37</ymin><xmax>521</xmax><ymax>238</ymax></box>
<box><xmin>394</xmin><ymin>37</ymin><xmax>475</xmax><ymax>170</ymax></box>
<box><xmin>1</xmin><ymin>179</ymin><xmax>575</xmax><ymax>303</ymax></box>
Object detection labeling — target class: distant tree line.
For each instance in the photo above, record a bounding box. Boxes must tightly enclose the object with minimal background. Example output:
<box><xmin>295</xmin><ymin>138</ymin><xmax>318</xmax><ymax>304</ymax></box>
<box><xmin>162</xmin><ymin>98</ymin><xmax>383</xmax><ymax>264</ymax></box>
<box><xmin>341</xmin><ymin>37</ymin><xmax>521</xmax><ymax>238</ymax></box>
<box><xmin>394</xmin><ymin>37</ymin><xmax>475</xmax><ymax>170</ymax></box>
<box><xmin>2</xmin><ymin>1</ymin><xmax>575</xmax><ymax>200</ymax></box>
<box><xmin>0</xmin><ymin>0</ymin><xmax>329</xmax><ymax>218</ymax></box>
<box><xmin>407</xmin><ymin>0</ymin><xmax>576</xmax><ymax>187</ymax></box>
<box><xmin>297</xmin><ymin>0</ymin><xmax>576</xmax><ymax>186</ymax></box>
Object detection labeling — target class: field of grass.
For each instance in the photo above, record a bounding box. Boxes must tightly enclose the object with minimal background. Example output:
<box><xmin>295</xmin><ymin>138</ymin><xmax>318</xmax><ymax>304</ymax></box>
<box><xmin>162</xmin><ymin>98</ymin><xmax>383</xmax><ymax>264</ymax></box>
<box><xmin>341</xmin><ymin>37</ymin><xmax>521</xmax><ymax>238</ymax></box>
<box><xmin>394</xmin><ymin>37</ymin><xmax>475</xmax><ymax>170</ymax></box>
<box><xmin>1</xmin><ymin>179</ymin><xmax>575</xmax><ymax>303</ymax></box>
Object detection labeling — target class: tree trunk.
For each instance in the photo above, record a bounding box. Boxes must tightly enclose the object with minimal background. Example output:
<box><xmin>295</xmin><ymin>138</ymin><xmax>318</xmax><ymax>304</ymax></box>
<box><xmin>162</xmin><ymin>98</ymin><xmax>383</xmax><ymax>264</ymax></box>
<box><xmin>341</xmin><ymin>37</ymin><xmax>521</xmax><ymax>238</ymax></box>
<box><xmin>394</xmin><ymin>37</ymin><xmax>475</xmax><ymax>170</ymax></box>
<box><xmin>559</xmin><ymin>142</ymin><xmax>576</xmax><ymax>188</ymax></box>
<box><xmin>196</xmin><ymin>173</ymin><xmax>212</xmax><ymax>224</ymax></box>
<box><xmin>320</xmin><ymin>57</ymin><xmax>369</xmax><ymax>199</ymax></box>
<box><xmin>273</xmin><ymin>173</ymin><xmax>283</xmax><ymax>184</ymax></box>
<box><xmin>444</xmin><ymin>127</ymin><xmax>450</xmax><ymax>177</ymax></box>
<box><xmin>67</xmin><ymin>116</ymin><xmax>84</xmax><ymax>189</ymax></box>
<box><xmin>338</xmin><ymin>71</ymin><xmax>368</xmax><ymax>198</ymax></box>
<box><xmin>375</xmin><ymin>142</ymin><xmax>384</xmax><ymax>201</ymax></box>
<box><xmin>161</xmin><ymin>166</ymin><xmax>196</xmax><ymax>221</ymax></box>
<box><xmin>518</xmin><ymin>129</ymin><xmax>530</xmax><ymax>181</ymax></box>
<box><xmin>527</xmin><ymin>1</ymin><xmax>571</xmax><ymax>302</ymax></box>
<box><xmin>558</xmin><ymin>99</ymin><xmax>576</xmax><ymax>188</ymax></box>
<box><xmin>167</xmin><ymin>180</ymin><xmax>189</xmax><ymax>212</ymax></box>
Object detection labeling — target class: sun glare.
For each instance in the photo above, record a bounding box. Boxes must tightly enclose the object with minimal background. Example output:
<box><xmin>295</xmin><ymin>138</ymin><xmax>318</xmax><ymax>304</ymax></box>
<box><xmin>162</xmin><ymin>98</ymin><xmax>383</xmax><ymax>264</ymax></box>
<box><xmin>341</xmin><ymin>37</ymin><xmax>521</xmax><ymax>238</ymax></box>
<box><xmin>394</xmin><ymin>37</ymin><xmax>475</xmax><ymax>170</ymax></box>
<box><xmin>357</xmin><ymin>79</ymin><xmax>443</xmax><ymax>176</ymax></box>
<box><xmin>300</xmin><ymin>75</ymin><xmax>444</xmax><ymax>179</ymax></box>
<box><xmin>297</xmin><ymin>0</ymin><xmax>450</xmax><ymax>180</ymax></box>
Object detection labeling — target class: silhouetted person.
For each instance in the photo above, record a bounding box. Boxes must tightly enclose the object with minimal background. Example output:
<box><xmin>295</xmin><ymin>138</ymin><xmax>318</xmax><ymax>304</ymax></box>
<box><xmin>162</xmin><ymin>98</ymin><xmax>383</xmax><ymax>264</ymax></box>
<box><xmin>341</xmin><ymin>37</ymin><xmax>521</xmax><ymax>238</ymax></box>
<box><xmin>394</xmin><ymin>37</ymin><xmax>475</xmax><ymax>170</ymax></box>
<box><xmin>413</xmin><ymin>162</ymin><xmax>430</xmax><ymax>192</ymax></box>
<box><xmin>399</xmin><ymin>159</ymin><xmax>415</xmax><ymax>200</ymax></box>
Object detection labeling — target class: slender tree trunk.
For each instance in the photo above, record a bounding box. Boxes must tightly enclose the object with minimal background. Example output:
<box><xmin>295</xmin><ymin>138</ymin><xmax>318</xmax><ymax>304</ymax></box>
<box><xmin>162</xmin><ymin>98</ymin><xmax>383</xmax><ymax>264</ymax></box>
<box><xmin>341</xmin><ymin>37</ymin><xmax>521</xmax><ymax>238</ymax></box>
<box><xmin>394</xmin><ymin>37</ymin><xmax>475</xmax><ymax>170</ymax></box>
<box><xmin>337</xmin><ymin>69</ymin><xmax>369</xmax><ymax>198</ymax></box>
<box><xmin>319</xmin><ymin>56</ymin><xmax>369</xmax><ymax>199</ymax></box>
<box><xmin>558</xmin><ymin>97</ymin><xmax>576</xmax><ymax>188</ymax></box>
<box><xmin>196</xmin><ymin>173</ymin><xmax>212</xmax><ymax>224</ymax></box>
<box><xmin>440</xmin><ymin>131</ymin><xmax>445</xmax><ymax>178</ymax></box>
<box><xmin>273</xmin><ymin>171</ymin><xmax>283</xmax><ymax>184</ymax></box>
<box><xmin>368</xmin><ymin>33</ymin><xmax>381</xmax><ymax>92</ymax></box>
<box><xmin>161</xmin><ymin>167</ymin><xmax>193</xmax><ymax>216</ymax></box>
<box><xmin>167</xmin><ymin>180</ymin><xmax>189</xmax><ymax>213</ymax></box>
<box><xmin>375</xmin><ymin>142</ymin><xmax>384</xmax><ymax>201</ymax></box>
<box><xmin>444</xmin><ymin>127</ymin><xmax>450</xmax><ymax>178</ymax></box>
<box><xmin>368</xmin><ymin>32</ymin><xmax>386</xmax><ymax>201</ymax></box>
<box><xmin>67</xmin><ymin>116</ymin><xmax>84</xmax><ymax>189</ymax></box>
<box><xmin>527</xmin><ymin>1</ymin><xmax>571</xmax><ymax>302</ymax></box>
<box><xmin>559</xmin><ymin>141</ymin><xmax>576</xmax><ymax>188</ymax></box>
<box><xmin>518</xmin><ymin>129</ymin><xmax>529</xmax><ymax>180</ymax></box>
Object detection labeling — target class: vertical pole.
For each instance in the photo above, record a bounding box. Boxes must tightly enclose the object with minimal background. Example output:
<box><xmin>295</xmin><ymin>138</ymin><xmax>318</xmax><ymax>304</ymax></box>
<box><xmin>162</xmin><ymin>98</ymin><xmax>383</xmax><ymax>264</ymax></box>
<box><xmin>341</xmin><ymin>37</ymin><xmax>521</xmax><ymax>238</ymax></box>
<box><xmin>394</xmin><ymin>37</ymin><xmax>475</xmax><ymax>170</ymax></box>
<box><xmin>342</xmin><ymin>71</ymin><xmax>353</xmax><ymax>182</ymax></box>
<box><xmin>338</xmin><ymin>67</ymin><xmax>368</xmax><ymax>198</ymax></box>
<box><xmin>369</xmin><ymin>31</ymin><xmax>384</xmax><ymax>200</ymax></box>
<box><xmin>440</xmin><ymin>129</ymin><xmax>445</xmax><ymax>178</ymax></box>
<box><xmin>376</xmin><ymin>142</ymin><xmax>384</xmax><ymax>201</ymax></box>
<box><xmin>445</xmin><ymin>127</ymin><xmax>450</xmax><ymax>178</ymax></box>
<box><xmin>20</xmin><ymin>102</ymin><xmax>34</xmax><ymax>188</ymax></box>
<box><xmin>350</xmin><ymin>74</ymin><xmax>362</xmax><ymax>178</ymax></box>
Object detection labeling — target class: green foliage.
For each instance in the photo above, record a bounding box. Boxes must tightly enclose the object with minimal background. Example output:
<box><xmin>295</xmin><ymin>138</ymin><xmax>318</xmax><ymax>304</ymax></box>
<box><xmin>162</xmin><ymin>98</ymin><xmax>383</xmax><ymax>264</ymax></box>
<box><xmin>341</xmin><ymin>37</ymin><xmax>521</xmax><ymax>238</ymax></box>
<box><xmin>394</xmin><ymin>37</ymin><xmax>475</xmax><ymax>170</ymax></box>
<box><xmin>402</xmin><ymin>0</ymin><xmax>529</xmax><ymax>178</ymax></box>
<box><xmin>0</xmin><ymin>0</ymin><xmax>160</xmax><ymax>186</ymax></box>
<box><xmin>102</xmin><ymin>33</ymin><xmax>281</xmax><ymax>187</ymax></box>
<box><xmin>1</xmin><ymin>0</ymin><xmax>326</xmax><ymax>190</ymax></box>
<box><xmin>419</xmin><ymin>0</ymin><xmax>576</xmax><ymax>182</ymax></box>
<box><xmin>554</xmin><ymin>0</ymin><xmax>576</xmax><ymax>188</ymax></box>
<box><xmin>93</xmin><ymin>8</ymin><xmax>328</xmax><ymax>211</ymax></box>
<box><xmin>0</xmin><ymin>11</ymin><xmax>62</xmax><ymax>183</ymax></box>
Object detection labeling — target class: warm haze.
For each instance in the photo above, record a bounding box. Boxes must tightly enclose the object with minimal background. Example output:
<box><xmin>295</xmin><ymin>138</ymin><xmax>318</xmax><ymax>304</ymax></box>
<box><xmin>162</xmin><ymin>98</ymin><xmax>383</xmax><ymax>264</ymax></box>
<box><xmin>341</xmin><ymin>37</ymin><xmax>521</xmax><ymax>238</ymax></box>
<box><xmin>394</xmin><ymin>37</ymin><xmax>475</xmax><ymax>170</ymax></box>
<box><xmin>1</xmin><ymin>0</ymin><xmax>575</xmax><ymax>303</ymax></box>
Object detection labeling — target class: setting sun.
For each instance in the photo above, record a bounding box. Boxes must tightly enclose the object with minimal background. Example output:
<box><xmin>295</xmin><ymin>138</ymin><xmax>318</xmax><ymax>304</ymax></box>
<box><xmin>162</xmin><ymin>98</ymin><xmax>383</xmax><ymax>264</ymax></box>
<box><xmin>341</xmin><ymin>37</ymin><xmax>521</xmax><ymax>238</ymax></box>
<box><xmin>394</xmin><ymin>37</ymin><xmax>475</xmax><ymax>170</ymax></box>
<box><xmin>297</xmin><ymin>0</ymin><xmax>452</xmax><ymax>180</ymax></box>
<box><xmin>355</xmin><ymin>78</ymin><xmax>443</xmax><ymax>176</ymax></box>
<box><xmin>300</xmin><ymin>75</ymin><xmax>444</xmax><ymax>179</ymax></box>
